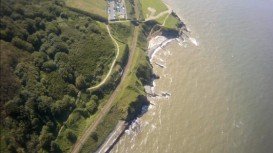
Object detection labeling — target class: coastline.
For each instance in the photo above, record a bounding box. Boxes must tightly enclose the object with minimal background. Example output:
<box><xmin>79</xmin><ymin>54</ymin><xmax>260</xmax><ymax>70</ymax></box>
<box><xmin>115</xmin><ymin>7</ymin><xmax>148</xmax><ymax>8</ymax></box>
<box><xmin>95</xmin><ymin>2</ymin><xmax>188</xmax><ymax>152</ymax></box>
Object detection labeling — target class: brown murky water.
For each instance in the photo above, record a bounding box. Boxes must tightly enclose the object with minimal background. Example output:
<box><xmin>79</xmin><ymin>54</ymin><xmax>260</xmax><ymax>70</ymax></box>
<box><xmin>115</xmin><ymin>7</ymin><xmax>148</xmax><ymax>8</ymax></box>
<box><xmin>112</xmin><ymin>0</ymin><xmax>273</xmax><ymax>152</ymax></box>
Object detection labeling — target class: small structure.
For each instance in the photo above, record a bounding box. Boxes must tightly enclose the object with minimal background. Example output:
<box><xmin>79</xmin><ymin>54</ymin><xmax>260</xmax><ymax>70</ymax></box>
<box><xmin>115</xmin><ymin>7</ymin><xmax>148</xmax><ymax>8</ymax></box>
<box><xmin>108</xmin><ymin>0</ymin><xmax>127</xmax><ymax>21</ymax></box>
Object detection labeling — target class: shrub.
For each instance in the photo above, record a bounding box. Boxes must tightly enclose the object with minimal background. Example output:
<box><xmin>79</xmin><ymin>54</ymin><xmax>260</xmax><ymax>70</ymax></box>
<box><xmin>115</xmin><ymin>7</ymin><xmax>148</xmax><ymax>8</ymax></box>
<box><xmin>90</xmin><ymin>132</ymin><xmax>98</xmax><ymax>142</ymax></box>
<box><xmin>86</xmin><ymin>100</ymin><xmax>97</xmax><ymax>114</ymax></box>
<box><xmin>75</xmin><ymin>75</ymin><xmax>86</xmax><ymax>90</ymax></box>
<box><xmin>65</xmin><ymin>130</ymin><xmax>77</xmax><ymax>143</ymax></box>
<box><xmin>31</xmin><ymin>52</ymin><xmax>47</xmax><ymax>67</ymax></box>
<box><xmin>42</xmin><ymin>60</ymin><xmax>56</xmax><ymax>72</ymax></box>
<box><xmin>12</xmin><ymin>37</ymin><xmax>34</xmax><ymax>52</ymax></box>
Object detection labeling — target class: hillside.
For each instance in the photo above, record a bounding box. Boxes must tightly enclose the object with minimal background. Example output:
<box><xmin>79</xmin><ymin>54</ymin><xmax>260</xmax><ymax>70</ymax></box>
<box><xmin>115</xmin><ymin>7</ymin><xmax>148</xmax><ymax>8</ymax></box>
<box><xmin>0</xmin><ymin>0</ymin><xmax>115</xmax><ymax>152</ymax></box>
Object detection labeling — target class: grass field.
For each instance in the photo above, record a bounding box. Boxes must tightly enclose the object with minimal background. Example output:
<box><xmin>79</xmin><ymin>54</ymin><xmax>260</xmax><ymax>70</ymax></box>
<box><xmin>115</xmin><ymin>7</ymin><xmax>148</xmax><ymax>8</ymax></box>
<box><xmin>156</xmin><ymin>13</ymin><xmax>169</xmax><ymax>25</ymax></box>
<box><xmin>66</xmin><ymin>0</ymin><xmax>108</xmax><ymax>18</ymax></box>
<box><xmin>164</xmin><ymin>14</ymin><xmax>180</xmax><ymax>29</ymax></box>
<box><xmin>140</xmin><ymin>0</ymin><xmax>168</xmax><ymax>19</ymax></box>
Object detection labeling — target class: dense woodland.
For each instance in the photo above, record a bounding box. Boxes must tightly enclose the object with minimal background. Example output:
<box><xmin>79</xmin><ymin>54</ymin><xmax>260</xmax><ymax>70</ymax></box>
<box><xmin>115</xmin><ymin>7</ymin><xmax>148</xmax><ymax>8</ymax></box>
<box><xmin>0</xmin><ymin>0</ymin><xmax>115</xmax><ymax>152</ymax></box>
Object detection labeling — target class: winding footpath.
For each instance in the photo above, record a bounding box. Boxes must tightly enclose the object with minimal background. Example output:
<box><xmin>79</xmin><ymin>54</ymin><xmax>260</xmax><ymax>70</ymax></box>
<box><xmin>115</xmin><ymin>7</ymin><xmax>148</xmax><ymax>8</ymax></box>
<box><xmin>88</xmin><ymin>25</ymin><xmax>120</xmax><ymax>91</ymax></box>
<box><xmin>71</xmin><ymin>26</ymin><xmax>139</xmax><ymax>153</ymax></box>
<box><xmin>71</xmin><ymin>1</ymin><xmax>140</xmax><ymax>152</ymax></box>
<box><xmin>57</xmin><ymin>25</ymin><xmax>119</xmax><ymax>138</ymax></box>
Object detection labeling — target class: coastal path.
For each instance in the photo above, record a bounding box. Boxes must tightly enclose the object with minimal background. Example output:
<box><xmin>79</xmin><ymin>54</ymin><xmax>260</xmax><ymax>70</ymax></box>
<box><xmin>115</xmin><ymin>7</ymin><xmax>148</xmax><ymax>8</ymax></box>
<box><xmin>71</xmin><ymin>1</ymin><xmax>141</xmax><ymax>152</ymax></box>
<box><xmin>71</xmin><ymin>24</ymin><xmax>140</xmax><ymax>153</ymax></box>
<box><xmin>88</xmin><ymin>25</ymin><xmax>120</xmax><ymax>91</ymax></box>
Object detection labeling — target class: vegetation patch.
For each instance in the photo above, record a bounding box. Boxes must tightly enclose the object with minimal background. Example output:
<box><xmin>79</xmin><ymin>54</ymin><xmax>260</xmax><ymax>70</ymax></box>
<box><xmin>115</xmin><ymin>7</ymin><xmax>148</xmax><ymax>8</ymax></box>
<box><xmin>109</xmin><ymin>22</ymin><xmax>133</xmax><ymax>43</ymax></box>
<box><xmin>140</xmin><ymin>0</ymin><xmax>168</xmax><ymax>19</ymax></box>
<box><xmin>0</xmin><ymin>0</ymin><xmax>115</xmax><ymax>152</ymax></box>
<box><xmin>65</xmin><ymin>0</ymin><xmax>108</xmax><ymax>18</ymax></box>
<box><xmin>164</xmin><ymin>13</ymin><xmax>181</xmax><ymax>29</ymax></box>
<box><xmin>124</xmin><ymin>0</ymin><xmax>135</xmax><ymax>20</ymax></box>
<box><xmin>80</xmin><ymin>24</ymin><xmax>153</xmax><ymax>152</ymax></box>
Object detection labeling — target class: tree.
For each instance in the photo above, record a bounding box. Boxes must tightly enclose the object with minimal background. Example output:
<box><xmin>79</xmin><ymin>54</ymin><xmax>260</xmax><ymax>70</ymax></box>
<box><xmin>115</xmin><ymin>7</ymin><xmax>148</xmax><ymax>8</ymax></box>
<box><xmin>75</xmin><ymin>75</ymin><xmax>86</xmax><ymax>90</ymax></box>
<box><xmin>45</xmin><ymin>46</ymin><xmax>57</xmax><ymax>58</ymax></box>
<box><xmin>39</xmin><ymin>126</ymin><xmax>54</xmax><ymax>150</ymax></box>
<box><xmin>86</xmin><ymin>100</ymin><xmax>97</xmax><ymax>114</ymax></box>
<box><xmin>42</xmin><ymin>60</ymin><xmax>56</xmax><ymax>72</ymax></box>
<box><xmin>51</xmin><ymin>95</ymin><xmax>75</xmax><ymax>118</ymax></box>
<box><xmin>46</xmin><ymin>23</ymin><xmax>60</xmax><ymax>35</ymax></box>
<box><xmin>27</xmin><ymin>33</ymin><xmax>41</xmax><ymax>50</ymax></box>
<box><xmin>4</xmin><ymin>99</ymin><xmax>20</xmax><ymax>117</ymax></box>
<box><xmin>67</xmin><ymin>84</ymin><xmax>78</xmax><ymax>97</ymax></box>
<box><xmin>65</xmin><ymin>130</ymin><xmax>77</xmax><ymax>143</ymax></box>
<box><xmin>12</xmin><ymin>37</ymin><xmax>34</xmax><ymax>52</ymax></box>
<box><xmin>31</xmin><ymin>52</ymin><xmax>47</xmax><ymax>67</ymax></box>
<box><xmin>22</xmin><ymin>19</ymin><xmax>36</xmax><ymax>34</ymax></box>
<box><xmin>55</xmin><ymin>42</ymin><xmax>68</xmax><ymax>53</ymax></box>
<box><xmin>60</xmin><ymin>12</ymin><xmax>68</xmax><ymax>19</ymax></box>
<box><xmin>91</xmin><ymin>132</ymin><xmax>98</xmax><ymax>142</ymax></box>
<box><xmin>37</xmin><ymin>96</ymin><xmax>53</xmax><ymax>115</ymax></box>
<box><xmin>0</xmin><ymin>29</ymin><xmax>13</xmax><ymax>41</ymax></box>
<box><xmin>50</xmin><ymin>141</ymin><xmax>61</xmax><ymax>153</ymax></box>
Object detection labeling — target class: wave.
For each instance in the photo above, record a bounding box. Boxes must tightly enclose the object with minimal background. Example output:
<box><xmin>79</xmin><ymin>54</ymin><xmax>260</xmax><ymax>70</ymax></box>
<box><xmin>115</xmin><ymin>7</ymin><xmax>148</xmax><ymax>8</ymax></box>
<box><xmin>189</xmin><ymin>37</ymin><xmax>199</xmax><ymax>46</ymax></box>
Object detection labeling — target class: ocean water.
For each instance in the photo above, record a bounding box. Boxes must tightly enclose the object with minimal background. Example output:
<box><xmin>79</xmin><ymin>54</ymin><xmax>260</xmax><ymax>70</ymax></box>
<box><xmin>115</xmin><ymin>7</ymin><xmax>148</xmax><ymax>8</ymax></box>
<box><xmin>112</xmin><ymin>0</ymin><xmax>273</xmax><ymax>153</ymax></box>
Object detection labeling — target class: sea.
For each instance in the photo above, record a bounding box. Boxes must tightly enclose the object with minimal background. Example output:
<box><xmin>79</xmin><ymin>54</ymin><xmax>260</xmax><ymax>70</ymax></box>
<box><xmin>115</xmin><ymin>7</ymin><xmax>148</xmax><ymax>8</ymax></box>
<box><xmin>111</xmin><ymin>0</ymin><xmax>273</xmax><ymax>152</ymax></box>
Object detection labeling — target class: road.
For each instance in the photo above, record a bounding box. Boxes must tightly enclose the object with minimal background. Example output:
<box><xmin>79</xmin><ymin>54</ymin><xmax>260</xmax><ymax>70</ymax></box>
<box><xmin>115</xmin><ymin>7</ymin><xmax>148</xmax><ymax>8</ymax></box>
<box><xmin>88</xmin><ymin>25</ymin><xmax>120</xmax><ymax>91</ymax></box>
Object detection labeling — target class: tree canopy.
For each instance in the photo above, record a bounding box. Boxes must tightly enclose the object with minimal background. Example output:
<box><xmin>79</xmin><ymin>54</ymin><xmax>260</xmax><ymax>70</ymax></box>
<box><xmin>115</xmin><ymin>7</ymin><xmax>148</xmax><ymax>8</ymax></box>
<box><xmin>0</xmin><ymin>0</ymin><xmax>115</xmax><ymax>152</ymax></box>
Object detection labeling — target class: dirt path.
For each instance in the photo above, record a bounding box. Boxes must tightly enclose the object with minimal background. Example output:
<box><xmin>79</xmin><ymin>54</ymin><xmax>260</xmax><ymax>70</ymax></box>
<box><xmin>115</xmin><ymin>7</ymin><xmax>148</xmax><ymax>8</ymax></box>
<box><xmin>71</xmin><ymin>1</ymin><xmax>140</xmax><ymax>152</ymax></box>
<box><xmin>71</xmin><ymin>26</ymin><xmax>139</xmax><ymax>153</ymax></box>
<box><xmin>145</xmin><ymin>10</ymin><xmax>170</xmax><ymax>21</ymax></box>
<box><xmin>88</xmin><ymin>25</ymin><xmax>120</xmax><ymax>91</ymax></box>
<box><xmin>162</xmin><ymin>13</ymin><xmax>170</xmax><ymax>26</ymax></box>
<box><xmin>145</xmin><ymin>2</ymin><xmax>172</xmax><ymax>22</ymax></box>
<box><xmin>72</xmin><ymin>19</ymin><xmax>139</xmax><ymax>153</ymax></box>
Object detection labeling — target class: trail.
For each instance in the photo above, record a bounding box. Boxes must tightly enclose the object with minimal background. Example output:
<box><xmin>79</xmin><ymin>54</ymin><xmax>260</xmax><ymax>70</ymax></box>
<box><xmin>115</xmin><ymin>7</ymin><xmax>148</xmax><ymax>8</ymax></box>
<box><xmin>71</xmin><ymin>1</ymin><xmax>140</xmax><ymax>152</ymax></box>
<box><xmin>71</xmin><ymin>25</ymin><xmax>139</xmax><ymax>153</ymax></box>
<box><xmin>162</xmin><ymin>13</ymin><xmax>170</xmax><ymax>26</ymax></box>
<box><xmin>145</xmin><ymin>10</ymin><xmax>170</xmax><ymax>21</ymax></box>
<box><xmin>145</xmin><ymin>2</ymin><xmax>172</xmax><ymax>22</ymax></box>
<box><xmin>71</xmin><ymin>10</ymin><xmax>139</xmax><ymax>153</ymax></box>
<box><xmin>88</xmin><ymin>25</ymin><xmax>120</xmax><ymax>91</ymax></box>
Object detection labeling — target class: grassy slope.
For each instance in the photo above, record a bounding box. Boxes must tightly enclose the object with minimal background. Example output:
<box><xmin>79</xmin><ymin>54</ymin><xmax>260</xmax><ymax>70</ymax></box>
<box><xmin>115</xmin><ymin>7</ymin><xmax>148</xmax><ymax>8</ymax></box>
<box><xmin>65</xmin><ymin>0</ymin><xmax>107</xmax><ymax>18</ymax></box>
<box><xmin>59</xmin><ymin>0</ymin><xmax>176</xmax><ymax>152</ymax></box>
<box><xmin>80</xmin><ymin>26</ymin><xmax>151</xmax><ymax>153</ymax></box>
<box><xmin>56</xmin><ymin>21</ymin><xmax>133</xmax><ymax>152</ymax></box>
<box><xmin>140</xmin><ymin>0</ymin><xmax>168</xmax><ymax>18</ymax></box>
<box><xmin>164</xmin><ymin>14</ymin><xmax>181</xmax><ymax>29</ymax></box>
<box><xmin>156</xmin><ymin>13</ymin><xmax>169</xmax><ymax>25</ymax></box>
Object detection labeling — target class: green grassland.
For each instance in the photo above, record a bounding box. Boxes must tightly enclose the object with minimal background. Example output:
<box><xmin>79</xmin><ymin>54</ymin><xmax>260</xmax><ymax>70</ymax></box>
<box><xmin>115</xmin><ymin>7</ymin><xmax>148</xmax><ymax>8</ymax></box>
<box><xmin>65</xmin><ymin>0</ymin><xmax>108</xmax><ymax>18</ymax></box>
<box><xmin>164</xmin><ymin>14</ymin><xmax>181</xmax><ymax>29</ymax></box>
<box><xmin>155</xmin><ymin>13</ymin><xmax>169</xmax><ymax>25</ymax></box>
<box><xmin>140</xmin><ymin>0</ymin><xmax>168</xmax><ymax>19</ymax></box>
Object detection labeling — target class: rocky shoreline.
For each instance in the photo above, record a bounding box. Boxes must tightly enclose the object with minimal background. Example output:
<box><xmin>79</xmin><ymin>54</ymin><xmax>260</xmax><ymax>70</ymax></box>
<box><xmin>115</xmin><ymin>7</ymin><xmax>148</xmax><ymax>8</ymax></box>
<box><xmin>94</xmin><ymin>6</ymin><xmax>188</xmax><ymax>153</ymax></box>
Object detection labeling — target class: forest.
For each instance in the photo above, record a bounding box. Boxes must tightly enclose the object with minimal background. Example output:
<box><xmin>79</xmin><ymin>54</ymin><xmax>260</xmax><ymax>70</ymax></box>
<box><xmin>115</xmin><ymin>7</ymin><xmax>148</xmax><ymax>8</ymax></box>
<box><xmin>0</xmin><ymin>0</ymin><xmax>115</xmax><ymax>152</ymax></box>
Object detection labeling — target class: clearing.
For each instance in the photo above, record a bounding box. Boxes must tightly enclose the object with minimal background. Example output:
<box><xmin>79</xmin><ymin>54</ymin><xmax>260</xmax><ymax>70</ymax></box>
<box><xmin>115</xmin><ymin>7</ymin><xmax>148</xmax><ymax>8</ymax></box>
<box><xmin>65</xmin><ymin>0</ymin><xmax>108</xmax><ymax>18</ymax></box>
<box><xmin>140</xmin><ymin>0</ymin><xmax>168</xmax><ymax>19</ymax></box>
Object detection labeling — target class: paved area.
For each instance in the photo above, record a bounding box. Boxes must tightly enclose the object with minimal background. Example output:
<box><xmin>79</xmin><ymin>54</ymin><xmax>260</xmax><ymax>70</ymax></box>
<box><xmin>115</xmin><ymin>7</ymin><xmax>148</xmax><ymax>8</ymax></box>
<box><xmin>108</xmin><ymin>0</ymin><xmax>127</xmax><ymax>21</ymax></box>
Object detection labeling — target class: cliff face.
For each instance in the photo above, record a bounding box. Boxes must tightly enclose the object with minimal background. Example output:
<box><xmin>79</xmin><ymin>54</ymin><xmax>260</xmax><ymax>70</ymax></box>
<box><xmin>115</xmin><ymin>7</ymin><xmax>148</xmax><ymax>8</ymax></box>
<box><xmin>125</xmin><ymin>95</ymin><xmax>150</xmax><ymax>122</ymax></box>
